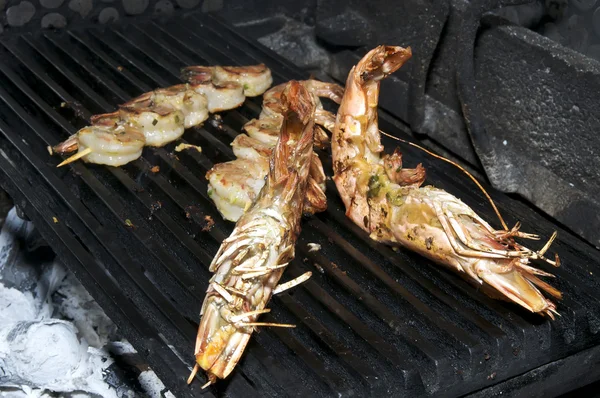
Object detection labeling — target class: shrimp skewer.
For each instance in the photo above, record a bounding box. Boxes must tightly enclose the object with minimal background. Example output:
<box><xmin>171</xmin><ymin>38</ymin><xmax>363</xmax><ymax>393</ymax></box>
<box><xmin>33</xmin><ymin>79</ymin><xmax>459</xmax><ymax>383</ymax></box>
<box><xmin>53</xmin><ymin>65</ymin><xmax>273</xmax><ymax>166</ymax></box>
<box><xmin>206</xmin><ymin>79</ymin><xmax>343</xmax><ymax>222</ymax></box>
<box><xmin>331</xmin><ymin>45</ymin><xmax>561</xmax><ymax>317</ymax></box>
<box><xmin>190</xmin><ymin>81</ymin><xmax>316</xmax><ymax>386</ymax></box>
<box><xmin>53</xmin><ymin>124</ymin><xmax>145</xmax><ymax>167</ymax></box>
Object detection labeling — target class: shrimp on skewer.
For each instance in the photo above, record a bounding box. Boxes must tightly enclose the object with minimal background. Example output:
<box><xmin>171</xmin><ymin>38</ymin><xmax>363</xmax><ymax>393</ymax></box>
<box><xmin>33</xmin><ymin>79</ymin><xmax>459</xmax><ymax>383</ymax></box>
<box><xmin>53</xmin><ymin>124</ymin><xmax>145</xmax><ymax>167</ymax></box>
<box><xmin>122</xmin><ymin>85</ymin><xmax>210</xmax><ymax>129</ymax></box>
<box><xmin>181</xmin><ymin>64</ymin><xmax>273</xmax><ymax>97</ymax></box>
<box><xmin>331</xmin><ymin>45</ymin><xmax>561</xmax><ymax>317</ymax></box>
<box><xmin>53</xmin><ymin>64</ymin><xmax>274</xmax><ymax>167</ymax></box>
<box><xmin>189</xmin><ymin>81</ymin><xmax>316</xmax><ymax>386</ymax></box>
<box><xmin>206</xmin><ymin>79</ymin><xmax>343</xmax><ymax>222</ymax></box>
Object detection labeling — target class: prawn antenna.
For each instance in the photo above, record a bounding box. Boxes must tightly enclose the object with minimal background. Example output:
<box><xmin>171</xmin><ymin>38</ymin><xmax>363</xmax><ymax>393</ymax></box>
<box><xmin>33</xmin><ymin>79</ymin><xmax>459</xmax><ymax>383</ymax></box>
<box><xmin>379</xmin><ymin>129</ymin><xmax>509</xmax><ymax>231</ymax></box>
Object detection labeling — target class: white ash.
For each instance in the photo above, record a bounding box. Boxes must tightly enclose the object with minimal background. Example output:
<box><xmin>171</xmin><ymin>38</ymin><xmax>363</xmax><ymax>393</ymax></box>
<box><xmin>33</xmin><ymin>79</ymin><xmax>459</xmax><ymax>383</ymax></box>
<box><xmin>138</xmin><ymin>370</ymin><xmax>172</xmax><ymax>398</ymax></box>
<box><xmin>53</xmin><ymin>272</ymin><xmax>117</xmax><ymax>348</ymax></box>
<box><xmin>0</xmin><ymin>208</ymin><xmax>171</xmax><ymax>397</ymax></box>
<box><xmin>0</xmin><ymin>319</ymin><xmax>118</xmax><ymax>397</ymax></box>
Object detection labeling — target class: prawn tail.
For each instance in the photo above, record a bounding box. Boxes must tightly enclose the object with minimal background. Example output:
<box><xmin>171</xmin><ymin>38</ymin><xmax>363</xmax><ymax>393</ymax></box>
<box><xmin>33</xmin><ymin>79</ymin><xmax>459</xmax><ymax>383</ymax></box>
<box><xmin>53</xmin><ymin>134</ymin><xmax>79</xmax><ymax>154</ymax></box>
<box><xmin>478</xmin><ymin>263</ymin><xmax>561</xmax><ymax>319</ymax></box>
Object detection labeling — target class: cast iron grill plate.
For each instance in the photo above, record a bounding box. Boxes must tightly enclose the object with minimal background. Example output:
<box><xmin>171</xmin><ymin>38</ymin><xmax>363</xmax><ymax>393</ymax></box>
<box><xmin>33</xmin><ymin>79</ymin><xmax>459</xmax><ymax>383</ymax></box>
<box><xmin>0</xmin><ymin>11</ymin><xmax>599</xmax><ymax>398</ymax></box>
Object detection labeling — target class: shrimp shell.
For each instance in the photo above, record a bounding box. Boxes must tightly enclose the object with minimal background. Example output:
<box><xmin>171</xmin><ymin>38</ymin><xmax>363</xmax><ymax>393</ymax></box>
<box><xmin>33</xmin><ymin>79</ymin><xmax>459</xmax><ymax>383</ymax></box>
<box><xmin>192</xmin><ymin>81</ymin><xmax>316</xmax><ymax>384</ymax></box>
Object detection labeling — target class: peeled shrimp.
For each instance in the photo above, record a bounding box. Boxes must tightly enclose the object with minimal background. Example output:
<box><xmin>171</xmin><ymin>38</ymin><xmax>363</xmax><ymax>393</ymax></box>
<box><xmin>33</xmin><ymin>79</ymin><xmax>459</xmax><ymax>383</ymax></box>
<box><xmin>53</xmin><ymin>124</ymin><xmax>145</xmax><ymax>167</ymax></box>
<box><xmin>181</xmin><ymin>64</ymin><xmax>273</xmax><ymax>97</ymax></box>
<box><xmin>331</xmin><ymin>45</ymin><xmax>561</xmax><ymax>318</ymax></box>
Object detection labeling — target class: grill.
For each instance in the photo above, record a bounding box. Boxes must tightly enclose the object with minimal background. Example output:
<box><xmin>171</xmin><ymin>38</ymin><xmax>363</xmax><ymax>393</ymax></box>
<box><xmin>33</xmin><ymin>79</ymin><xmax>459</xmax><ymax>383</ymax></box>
<box><xmin>1</xmin><ymin>10</ymin><xmax>600</xmax><ymax>398</ymax></box>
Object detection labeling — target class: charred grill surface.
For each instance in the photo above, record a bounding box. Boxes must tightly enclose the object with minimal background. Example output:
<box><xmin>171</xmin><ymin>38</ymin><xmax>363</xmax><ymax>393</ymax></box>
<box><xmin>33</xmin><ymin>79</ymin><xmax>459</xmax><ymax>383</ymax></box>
<box><xmin>0</xmin><ymin>11</ymin><xmax>599</xmax><ymax>398</ymax></box>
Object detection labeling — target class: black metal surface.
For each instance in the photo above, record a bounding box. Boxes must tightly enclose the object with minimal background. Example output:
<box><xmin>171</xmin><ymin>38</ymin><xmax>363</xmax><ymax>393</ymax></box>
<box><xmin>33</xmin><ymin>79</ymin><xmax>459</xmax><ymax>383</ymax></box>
<box><xmin>0</xmin><ymin>10</ymin><xmax>600</xmax><ymax>397</ymax></box>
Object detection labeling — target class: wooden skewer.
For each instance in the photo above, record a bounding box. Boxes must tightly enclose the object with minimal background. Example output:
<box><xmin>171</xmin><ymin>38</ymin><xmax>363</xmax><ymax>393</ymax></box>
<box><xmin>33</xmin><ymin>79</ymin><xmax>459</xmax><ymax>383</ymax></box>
<box><xmin>57</xmin><ymin>147</ymin><xmax>92</xmax><ymax>167</ymax></box>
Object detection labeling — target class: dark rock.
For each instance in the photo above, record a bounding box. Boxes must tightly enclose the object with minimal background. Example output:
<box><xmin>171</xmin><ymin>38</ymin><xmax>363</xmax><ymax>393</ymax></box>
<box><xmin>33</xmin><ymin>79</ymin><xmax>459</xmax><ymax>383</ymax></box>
<box><xmin>474</xmin><ymin>24</ymin><xmax>600</xmax><ymax>247</ymax></box>
<box><xmin>212</xmin><ymin>0</ymin><xmax>316</xmax><ymax>26</ymax></box>
<box><xmin>258</xmin><ymin>18</ymin><xmax>331</xmax><ymax>70</ymax></box>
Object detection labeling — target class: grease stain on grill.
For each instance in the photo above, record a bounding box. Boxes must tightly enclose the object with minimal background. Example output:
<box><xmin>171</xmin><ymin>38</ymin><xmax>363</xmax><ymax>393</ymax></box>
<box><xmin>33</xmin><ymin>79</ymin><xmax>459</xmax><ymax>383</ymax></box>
<box><xmin>6</xmin><ymin>1</ymin><xmax>35</xmax><ymax>27</ymax></box>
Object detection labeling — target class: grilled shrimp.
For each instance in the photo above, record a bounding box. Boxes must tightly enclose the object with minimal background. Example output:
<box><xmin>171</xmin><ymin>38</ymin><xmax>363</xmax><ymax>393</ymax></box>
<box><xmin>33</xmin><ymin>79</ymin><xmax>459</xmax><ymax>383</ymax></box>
<box><xmin>134</xmin><ymin>85</ymin><xmax>210</xmax><ymax>128</ymax></box>
<box><xmin>331</xmin><ymin>45</ymin><xmax>561</xmax><ymax>317</ymax></box>
<box><xmin>207</xmin><ymin>157</ymin><xmax>270</xmax><ymax>222</ymax></box>
<box><xmin>181</xmin><ymin>64</ymin><xmax>272</xmax><ymax>97</ymax></box>
<box><xmin>190</xmin><ymin>81</ymin><xmax>315</xmax><ymax>386</ymax></box>
<box><xmin>52</xmin><ymin>64</ymin><xmax>273</xmax><ymax>167</ymax></box>
<box><xmin>206</xmin><ymin>79</ymin><xmax>343</xmax><ymax>222</ymax></box>
<box><xmin>190</xmin><ymin>81</ymin><xmax>245</xmax><ymax>113</ymax></box>
<box><xmin>53</xmin><ymin>124</ymin><xmax>145</xmax><ymax>167</ymax></box>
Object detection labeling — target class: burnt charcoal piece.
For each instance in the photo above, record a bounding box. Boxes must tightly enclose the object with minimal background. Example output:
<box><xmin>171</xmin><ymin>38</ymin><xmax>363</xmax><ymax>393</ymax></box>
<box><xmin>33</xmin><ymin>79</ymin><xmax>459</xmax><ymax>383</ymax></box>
<box><xmin>258</xmin><ymin>18</ymin><xmax>332</xmax><ymax>70</ymax></box>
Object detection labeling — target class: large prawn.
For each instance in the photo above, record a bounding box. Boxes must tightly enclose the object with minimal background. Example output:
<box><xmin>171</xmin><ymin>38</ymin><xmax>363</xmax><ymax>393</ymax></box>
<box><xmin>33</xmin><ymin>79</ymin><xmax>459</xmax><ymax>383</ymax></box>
<box><xmin>205</xmin><ymin>79</ymin><xmax>343</xmax><ymax>222</ymax></box>
<box><xmin>331</xmin><ymin>45</ymin><xmax>561</xmax><ymax>317</ymax></box>
<box><xmin>188</xmin><ymin>80</ymin><xmax>316</xmax><ymax>386</ymax></box>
